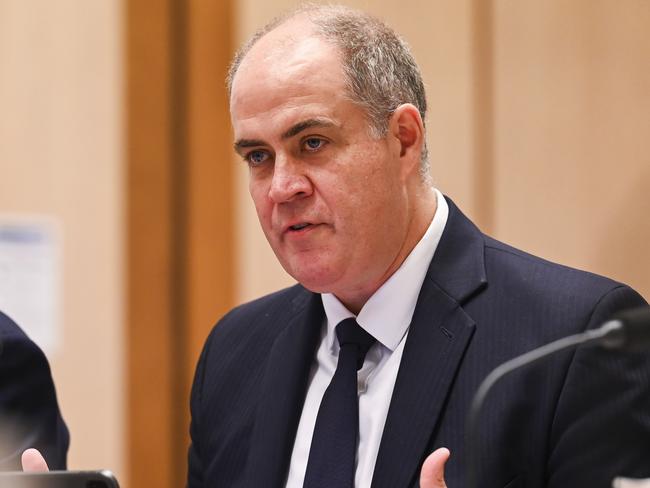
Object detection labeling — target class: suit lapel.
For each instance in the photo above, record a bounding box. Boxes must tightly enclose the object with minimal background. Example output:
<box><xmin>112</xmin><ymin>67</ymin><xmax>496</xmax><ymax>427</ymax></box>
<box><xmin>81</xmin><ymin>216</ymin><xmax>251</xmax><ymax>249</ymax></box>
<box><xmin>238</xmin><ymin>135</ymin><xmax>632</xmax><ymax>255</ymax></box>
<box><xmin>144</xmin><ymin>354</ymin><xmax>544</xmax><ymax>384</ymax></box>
<box><xmin>371</xmin><ymin>197</ymin><xmax>488</xmax><ymax>488</ymax></box>
<box><xmin>371</xmin><ymin>278</ymin><xmax>476</xmax><ymax>488</ymax></box>
<box><xmin>245</xmin><ymin>290</ymin><xmax>324</xmax><ymax>487</ymax></box>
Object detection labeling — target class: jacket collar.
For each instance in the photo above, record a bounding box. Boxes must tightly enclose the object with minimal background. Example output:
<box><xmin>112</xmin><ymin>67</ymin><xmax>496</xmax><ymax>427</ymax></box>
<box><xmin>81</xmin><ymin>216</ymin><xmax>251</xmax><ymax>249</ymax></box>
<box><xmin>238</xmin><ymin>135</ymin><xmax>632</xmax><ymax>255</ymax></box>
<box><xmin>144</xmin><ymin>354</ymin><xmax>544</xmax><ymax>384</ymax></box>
<box><xmin>427</xmin><ymin>197</ymin><xmax>488</xmax><ymax>304</ymax></box>
<box><xmin>371</xmin><ymin>197</ymin><xmax>487</xmax><ymax>487</ymax></box>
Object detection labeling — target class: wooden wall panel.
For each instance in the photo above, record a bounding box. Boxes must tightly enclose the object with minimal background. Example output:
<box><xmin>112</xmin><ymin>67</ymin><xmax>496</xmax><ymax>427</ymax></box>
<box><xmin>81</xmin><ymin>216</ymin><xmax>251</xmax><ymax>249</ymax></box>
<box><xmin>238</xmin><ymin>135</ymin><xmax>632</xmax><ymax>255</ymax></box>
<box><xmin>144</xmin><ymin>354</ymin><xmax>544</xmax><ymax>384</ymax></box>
<box><xmin>127</xmin><ymin>1</ymin><xmax>234</xmax><ymax>488</ymax></box>
<box><xmin>126</xmin><ymin>0</ymin><xmax>176</xmax><ymax>487</ymax></box>
<box><xmin>186</xmin><ymin>0</ymin><xmax>235</xmax><ymax>404</ymax></box>
<box><xmin>471</xmin><ymin>0</ymin><xmax>495</xmax><ymax>233</ymax></box>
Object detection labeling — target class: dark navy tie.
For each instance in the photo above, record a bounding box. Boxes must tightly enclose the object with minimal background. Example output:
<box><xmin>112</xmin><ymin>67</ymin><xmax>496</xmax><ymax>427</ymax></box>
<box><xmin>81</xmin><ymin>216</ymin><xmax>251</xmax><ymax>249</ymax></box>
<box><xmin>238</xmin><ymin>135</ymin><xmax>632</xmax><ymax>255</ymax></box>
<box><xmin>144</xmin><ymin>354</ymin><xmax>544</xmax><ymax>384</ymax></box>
<box><xmin>303</xmin><ymin>318</ymin><xmax>376</xmax><ymax>488</ymax></box>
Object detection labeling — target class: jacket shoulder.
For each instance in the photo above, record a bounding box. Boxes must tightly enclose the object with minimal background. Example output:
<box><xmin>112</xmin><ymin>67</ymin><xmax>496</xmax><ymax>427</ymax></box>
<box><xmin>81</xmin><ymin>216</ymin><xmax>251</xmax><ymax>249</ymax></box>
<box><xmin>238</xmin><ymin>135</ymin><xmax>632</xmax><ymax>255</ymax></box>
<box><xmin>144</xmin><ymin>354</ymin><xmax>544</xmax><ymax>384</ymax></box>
<box><xmin>214</xmin><ymin>283</ymin><xmax>310</xmax><ymax>336</ymax></box>
<box><xmin>483</xmin><ymin>235</ymin><xmax>624</xmax><ymax>296</ymax></box>
<box><xmin>195</xmin><ymin>283</ymin><xmax>313</xmax><ymax>380</ymax></box>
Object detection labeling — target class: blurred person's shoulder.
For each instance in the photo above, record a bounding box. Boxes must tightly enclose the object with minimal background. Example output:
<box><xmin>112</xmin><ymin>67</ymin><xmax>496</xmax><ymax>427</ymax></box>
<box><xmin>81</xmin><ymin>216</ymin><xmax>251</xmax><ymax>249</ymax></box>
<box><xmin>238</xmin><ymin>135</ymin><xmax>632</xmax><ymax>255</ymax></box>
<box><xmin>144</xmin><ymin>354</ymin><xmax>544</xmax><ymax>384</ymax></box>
<box><xmin>0</xmin><ymin>310</ymin><xmax>69</xmax><ymax>471</ymax></box>
<box><xmin>0</xmin><ymin>311</ymin><xmax>49</xmax><ymax>362</ymax></box>
<box><xmin>0</xmin><ymin>311</ymin><xmax>31</xmax><ymax>339</ymax></box>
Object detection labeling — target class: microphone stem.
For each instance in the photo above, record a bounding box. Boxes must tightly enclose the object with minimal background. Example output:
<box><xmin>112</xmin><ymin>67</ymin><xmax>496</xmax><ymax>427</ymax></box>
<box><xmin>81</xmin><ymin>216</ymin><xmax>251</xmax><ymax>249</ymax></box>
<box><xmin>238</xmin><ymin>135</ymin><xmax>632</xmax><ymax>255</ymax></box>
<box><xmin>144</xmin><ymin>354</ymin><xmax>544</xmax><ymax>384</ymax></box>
<box><xmin>465</xmin><ymin>321</ymin><xmax>619</xmax><ymax>488</ymax></box>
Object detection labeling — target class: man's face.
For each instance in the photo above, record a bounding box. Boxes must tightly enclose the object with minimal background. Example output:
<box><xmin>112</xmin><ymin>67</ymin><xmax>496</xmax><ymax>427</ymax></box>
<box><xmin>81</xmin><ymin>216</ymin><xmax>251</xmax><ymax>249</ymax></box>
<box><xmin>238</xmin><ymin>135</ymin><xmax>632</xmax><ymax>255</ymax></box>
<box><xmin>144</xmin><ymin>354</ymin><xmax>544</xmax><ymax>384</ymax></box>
<box><xmin>230</xmin><ymin>22</ymin><xmax>414</xmax><ymax>307</ymax></box>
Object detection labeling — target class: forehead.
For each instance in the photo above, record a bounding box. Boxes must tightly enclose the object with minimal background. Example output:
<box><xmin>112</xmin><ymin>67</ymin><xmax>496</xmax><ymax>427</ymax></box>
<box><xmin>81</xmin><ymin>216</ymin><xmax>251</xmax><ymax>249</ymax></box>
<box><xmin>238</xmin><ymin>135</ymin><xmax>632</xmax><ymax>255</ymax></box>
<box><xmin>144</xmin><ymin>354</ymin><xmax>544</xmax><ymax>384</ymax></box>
<box><xmin>230</xmin><ymin>18</ymin><xmax>350</xmax><ymax>133</ymax></box>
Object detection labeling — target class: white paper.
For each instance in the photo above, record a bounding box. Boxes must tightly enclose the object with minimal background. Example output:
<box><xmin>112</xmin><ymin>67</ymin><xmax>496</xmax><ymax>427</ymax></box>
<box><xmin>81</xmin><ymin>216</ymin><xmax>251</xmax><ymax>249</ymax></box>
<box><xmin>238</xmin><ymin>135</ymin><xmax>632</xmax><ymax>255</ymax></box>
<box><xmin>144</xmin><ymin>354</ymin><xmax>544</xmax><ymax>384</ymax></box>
<box><xmin>0</xmin><ymin>217</ymin><xmax>62</xmax><ymax>353</ymax></box>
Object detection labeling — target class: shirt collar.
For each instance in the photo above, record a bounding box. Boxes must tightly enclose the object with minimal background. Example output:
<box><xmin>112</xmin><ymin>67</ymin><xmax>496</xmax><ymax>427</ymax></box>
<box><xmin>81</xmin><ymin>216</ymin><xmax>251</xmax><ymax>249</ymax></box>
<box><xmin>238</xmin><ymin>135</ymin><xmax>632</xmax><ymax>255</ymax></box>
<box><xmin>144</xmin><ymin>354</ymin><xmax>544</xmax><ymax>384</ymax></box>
<box><xmin>321</xmin><ymin>189</ymin><xmax>449</xmax><ymax>352</ymax></box>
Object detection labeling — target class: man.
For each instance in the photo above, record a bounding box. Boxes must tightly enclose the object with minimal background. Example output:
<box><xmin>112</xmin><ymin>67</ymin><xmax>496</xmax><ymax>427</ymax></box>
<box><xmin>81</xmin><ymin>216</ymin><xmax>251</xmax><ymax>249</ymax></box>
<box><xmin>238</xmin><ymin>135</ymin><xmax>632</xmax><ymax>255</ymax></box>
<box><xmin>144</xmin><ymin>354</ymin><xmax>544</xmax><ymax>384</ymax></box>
<box><xmin>22</xmin><ymin>4</ymin><xmax>648</xmax><ymax>487</ymax></box>
<box><xmin>0</xmin><ymin>311</ymin><xmax>69</xmax><ymax>471</ymax></box>
<box><xmin>187</xmin><ymin>5</ymin><xmax>649</xmax><ymax>488</ymax></box>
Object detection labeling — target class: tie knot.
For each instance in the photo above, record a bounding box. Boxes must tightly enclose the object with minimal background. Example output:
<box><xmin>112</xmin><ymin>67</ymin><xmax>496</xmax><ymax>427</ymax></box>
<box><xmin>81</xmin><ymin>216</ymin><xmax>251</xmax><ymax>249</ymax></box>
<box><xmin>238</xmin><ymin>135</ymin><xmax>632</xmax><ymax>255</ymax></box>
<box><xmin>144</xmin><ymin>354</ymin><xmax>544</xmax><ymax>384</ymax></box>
<box><xmin>335</xmin><ymin>318</ymin><xmax>376</xmax><ymax>370</ymax></box>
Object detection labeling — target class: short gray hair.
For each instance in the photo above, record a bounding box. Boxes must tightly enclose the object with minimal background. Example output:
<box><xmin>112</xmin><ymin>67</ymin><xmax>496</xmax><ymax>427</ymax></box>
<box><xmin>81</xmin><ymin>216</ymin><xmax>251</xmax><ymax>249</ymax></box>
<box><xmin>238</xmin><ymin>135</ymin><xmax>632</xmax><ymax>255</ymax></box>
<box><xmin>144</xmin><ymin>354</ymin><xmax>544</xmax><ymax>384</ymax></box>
<box><xmin>227</xmin><ymin>5</ymin><xmax>430</xmax><ymax>181</ymax></box>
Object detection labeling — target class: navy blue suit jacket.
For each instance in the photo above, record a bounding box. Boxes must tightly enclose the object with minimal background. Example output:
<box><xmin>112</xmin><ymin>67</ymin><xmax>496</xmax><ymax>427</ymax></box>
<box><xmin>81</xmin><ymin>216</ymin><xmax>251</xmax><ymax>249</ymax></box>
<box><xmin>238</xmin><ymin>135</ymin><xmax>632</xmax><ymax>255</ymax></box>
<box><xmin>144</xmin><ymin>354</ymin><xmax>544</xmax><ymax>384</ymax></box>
<box><xmin>188</xmin><ymin>198</ymin><xmax>650</xmax><ymax>487</ymax></box>
<box><xmin>0</xmin><ymin>311</ymin><xmax>69</xmax><ymax>470</ymax></box>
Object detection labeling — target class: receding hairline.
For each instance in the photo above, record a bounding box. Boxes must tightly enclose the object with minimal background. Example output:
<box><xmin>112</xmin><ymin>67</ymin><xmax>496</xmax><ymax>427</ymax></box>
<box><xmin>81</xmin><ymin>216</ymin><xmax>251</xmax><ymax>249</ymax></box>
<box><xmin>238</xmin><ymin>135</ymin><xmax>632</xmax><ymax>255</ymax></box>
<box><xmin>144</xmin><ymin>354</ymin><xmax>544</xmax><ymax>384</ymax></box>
<box><xmin>227</xmin><ymin>5</ymin><xmax>379</xmax><ymax>97</ymax></box>
<box><xmin>229</xmin><ymin>20</ymin><xmax>336</xmax><ymax>95</ymax></box>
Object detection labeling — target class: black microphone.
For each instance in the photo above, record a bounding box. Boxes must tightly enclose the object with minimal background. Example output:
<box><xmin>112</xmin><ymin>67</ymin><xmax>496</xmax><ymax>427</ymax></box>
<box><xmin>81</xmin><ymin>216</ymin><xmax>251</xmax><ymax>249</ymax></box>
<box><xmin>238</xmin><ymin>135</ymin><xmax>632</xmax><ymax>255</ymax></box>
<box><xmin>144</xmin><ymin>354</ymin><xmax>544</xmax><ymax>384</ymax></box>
<box><xmin>466</xmin><ymin>305</ymin><xmax>650</xmax><ymax>488</ymax></box>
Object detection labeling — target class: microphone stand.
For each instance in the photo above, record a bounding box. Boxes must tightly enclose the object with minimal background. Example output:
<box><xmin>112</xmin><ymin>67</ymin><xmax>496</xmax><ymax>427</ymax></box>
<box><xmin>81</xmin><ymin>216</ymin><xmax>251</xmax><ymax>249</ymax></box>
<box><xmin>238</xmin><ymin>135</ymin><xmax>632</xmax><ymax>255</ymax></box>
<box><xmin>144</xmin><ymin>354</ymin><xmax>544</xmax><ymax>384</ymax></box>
<box><xmin>465</xmin><ymin>319</ymin><xmax>625</xmax><ymax>488</ymax></box>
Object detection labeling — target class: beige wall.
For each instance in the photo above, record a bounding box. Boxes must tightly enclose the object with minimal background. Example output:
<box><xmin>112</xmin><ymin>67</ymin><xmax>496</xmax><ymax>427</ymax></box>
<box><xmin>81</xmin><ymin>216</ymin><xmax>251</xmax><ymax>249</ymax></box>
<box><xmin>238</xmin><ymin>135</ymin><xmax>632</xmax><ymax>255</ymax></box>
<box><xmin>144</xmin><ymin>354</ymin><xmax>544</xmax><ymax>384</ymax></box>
<box><xmin>492</xmin><ymin>0</ymin><xmax>650</xmax><ymax>298</ymax></box>
<box><xmin>233</xmin><ymin>0</ymin><xmax>650</xmax><ymax>304</ymax></box>
<box><xmin>0</xmin><ymin>0</ymin><xmax>124</xmax><ymax>479</ymax></box>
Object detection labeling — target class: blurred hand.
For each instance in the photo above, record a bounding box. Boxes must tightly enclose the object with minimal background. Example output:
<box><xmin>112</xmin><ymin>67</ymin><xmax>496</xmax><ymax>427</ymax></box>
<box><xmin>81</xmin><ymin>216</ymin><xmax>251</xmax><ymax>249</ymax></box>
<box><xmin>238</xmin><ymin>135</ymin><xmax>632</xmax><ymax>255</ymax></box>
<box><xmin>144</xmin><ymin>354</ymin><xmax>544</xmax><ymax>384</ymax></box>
<box><xmin>21</xmin><ymin>448</ymin><xmax>49</xmax><ymax>472</ymax></box>
<box><xmin>420</xmin><ymin>447</ymin><xmax>450</xmax><ymax>488</ymax></box>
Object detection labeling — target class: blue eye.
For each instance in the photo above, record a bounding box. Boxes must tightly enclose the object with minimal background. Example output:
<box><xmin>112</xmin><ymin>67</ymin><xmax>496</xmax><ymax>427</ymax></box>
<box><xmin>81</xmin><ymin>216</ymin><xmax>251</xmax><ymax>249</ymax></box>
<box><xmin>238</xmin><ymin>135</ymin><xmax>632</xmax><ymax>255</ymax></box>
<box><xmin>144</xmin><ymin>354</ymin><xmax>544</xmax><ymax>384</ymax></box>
<box><xmin>304</xmin><ymin>138</ymin><xmax>325</xmax><ymax>151</ymax></box>
<box><xmin>247</xmin><ymin>150</ymin><xmax>270</xmax><ymax>165</ymax></box>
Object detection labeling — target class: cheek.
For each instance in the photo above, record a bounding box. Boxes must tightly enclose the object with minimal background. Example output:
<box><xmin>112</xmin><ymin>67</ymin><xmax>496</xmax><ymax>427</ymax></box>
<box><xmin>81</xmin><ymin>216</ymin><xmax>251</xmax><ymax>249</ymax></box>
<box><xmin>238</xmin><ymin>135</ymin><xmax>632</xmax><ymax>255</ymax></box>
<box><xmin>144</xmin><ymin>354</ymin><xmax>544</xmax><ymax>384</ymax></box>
<box><xmin>339</xmin><ymin>150</ymin><xmax>401</xmax><ymax>209</ymax></box>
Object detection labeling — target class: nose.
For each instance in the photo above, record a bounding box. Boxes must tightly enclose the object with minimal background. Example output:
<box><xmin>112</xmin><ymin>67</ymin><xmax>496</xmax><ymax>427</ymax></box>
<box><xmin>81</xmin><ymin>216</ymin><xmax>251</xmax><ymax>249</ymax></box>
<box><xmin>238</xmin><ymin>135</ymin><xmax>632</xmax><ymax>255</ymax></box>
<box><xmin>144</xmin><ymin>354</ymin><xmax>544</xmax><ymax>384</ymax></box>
<box><xmin>268</xmin><ymin>156</ymin><xmax>313</xmax><ymax>203</ymax></box>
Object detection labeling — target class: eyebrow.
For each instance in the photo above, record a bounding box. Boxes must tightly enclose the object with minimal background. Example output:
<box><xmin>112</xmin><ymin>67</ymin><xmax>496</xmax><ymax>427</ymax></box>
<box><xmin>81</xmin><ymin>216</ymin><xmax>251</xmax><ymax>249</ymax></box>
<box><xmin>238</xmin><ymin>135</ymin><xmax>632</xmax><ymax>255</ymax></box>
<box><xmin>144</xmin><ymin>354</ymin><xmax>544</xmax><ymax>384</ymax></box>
<box><xmin>281</xmin><ymin>118</ymin><xmax>337</xmax><ymax>139</ymax></box>
<box><xmin>233</xmin><ymin>138</ymin><xmax>265</xmax><ymax>154</ymax></box>
<box><xmin>233</xmin><ymin>117</ymin><xmax>338</xmax><ymax>154</ymax></box>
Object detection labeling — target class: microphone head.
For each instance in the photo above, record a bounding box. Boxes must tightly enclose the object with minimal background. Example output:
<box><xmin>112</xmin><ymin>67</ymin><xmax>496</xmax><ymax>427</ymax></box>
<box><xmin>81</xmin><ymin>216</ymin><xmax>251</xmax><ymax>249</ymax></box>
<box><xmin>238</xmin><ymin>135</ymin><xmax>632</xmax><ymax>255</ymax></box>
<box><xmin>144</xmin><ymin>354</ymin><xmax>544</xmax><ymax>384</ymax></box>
<box><xmin>602</xmin><ymin>306</ymin><xmax>650</xmax><ymax>352</ymax></box>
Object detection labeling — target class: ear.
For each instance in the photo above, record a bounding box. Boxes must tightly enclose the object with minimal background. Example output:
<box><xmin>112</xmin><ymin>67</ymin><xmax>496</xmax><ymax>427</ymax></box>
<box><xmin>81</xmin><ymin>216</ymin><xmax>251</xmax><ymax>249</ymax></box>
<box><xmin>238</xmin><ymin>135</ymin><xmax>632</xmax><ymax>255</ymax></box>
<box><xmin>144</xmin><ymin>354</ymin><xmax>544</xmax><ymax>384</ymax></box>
<box><xmin>388</xmin><ymin>103</ymin><xmax>425</xmax><ymax>178</ymax></box>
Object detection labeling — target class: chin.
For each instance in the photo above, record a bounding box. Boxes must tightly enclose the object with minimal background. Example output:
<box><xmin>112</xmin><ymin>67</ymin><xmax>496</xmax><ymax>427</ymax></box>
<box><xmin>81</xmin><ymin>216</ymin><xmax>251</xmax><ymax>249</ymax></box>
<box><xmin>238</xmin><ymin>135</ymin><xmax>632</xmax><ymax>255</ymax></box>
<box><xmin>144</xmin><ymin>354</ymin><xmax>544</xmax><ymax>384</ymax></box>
<box><xmin>283</xmin><ymin>260</ymin><xmax>343</xmax><ymax>294</ymax></box>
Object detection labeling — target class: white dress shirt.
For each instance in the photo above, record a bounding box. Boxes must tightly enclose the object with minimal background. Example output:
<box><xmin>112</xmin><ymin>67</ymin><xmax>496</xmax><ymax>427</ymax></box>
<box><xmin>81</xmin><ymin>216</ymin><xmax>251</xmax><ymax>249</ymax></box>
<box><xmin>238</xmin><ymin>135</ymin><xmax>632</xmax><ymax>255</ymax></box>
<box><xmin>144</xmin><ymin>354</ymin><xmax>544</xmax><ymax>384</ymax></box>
<box><xmin>285</xmin><ymin>189</ymin><xmax>449</xmax><ymax>488</ymax></box>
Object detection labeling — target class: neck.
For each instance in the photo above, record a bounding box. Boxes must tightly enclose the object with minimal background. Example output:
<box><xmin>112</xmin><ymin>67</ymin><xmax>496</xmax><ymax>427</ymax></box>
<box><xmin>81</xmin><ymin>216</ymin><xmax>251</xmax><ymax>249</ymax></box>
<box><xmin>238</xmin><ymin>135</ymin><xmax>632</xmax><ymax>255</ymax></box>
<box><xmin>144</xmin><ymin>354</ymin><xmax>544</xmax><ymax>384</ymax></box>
<box><xmin>337</xmin><ymin>185</ymin><xmax>438</xmax><ymax>315</ymax></box>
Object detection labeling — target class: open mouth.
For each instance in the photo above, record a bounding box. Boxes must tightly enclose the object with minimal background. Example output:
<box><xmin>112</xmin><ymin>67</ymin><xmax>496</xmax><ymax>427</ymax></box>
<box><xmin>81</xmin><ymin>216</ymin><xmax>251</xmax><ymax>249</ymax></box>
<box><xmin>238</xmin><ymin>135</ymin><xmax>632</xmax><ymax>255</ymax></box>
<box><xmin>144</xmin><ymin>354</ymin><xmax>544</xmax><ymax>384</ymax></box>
<box><xmin>289</xmin><ymin>223</ymin><xmax>311</xmax><ymax>231</ymax></box>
